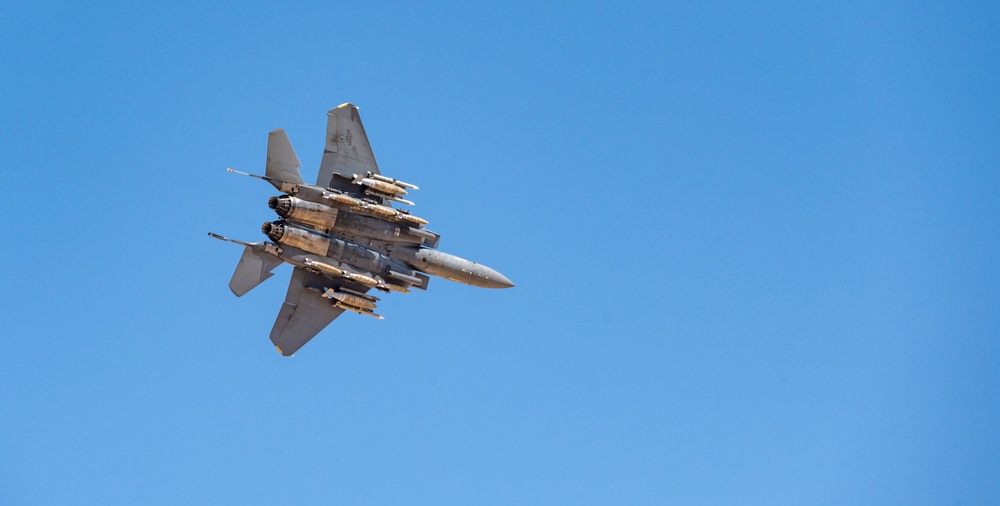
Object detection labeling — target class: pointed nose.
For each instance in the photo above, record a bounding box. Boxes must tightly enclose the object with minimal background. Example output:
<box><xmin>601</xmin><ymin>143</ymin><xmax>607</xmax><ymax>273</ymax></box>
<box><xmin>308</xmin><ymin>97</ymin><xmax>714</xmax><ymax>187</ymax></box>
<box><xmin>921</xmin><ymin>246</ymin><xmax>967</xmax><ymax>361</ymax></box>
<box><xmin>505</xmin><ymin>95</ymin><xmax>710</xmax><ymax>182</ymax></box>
<box><xmin>483</xmin><ymin>269</ymin><xmax>515</xmax><ymax>289</ymax></box>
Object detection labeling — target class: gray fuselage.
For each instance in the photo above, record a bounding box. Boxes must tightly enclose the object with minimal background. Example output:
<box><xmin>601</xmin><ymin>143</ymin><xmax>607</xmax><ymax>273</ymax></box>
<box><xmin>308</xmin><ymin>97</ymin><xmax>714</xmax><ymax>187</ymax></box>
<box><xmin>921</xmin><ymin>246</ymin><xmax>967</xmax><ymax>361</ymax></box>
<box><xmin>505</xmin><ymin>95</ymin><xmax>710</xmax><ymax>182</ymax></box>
<box><xmin>263</xmin><ymin>209</ymin><xmax>512</xmax><ymax>289</ymax></box>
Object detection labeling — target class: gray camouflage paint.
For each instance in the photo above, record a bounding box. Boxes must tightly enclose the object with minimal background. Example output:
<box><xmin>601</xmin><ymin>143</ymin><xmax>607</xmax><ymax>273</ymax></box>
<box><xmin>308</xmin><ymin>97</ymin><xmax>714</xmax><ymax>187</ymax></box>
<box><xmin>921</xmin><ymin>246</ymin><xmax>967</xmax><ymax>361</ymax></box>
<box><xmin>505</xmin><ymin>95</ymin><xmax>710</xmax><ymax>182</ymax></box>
<box><xmin>211</xmin><ymin>103</ymin><xmax>512</xmax><ymax>356</ymax></box>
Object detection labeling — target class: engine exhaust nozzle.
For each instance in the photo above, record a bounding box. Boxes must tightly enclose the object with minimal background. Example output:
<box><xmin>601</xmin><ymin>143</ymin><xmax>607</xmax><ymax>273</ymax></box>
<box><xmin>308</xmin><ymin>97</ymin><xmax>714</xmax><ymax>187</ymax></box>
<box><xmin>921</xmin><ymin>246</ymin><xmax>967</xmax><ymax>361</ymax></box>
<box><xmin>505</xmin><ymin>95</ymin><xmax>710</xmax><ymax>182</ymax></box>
<box><xmin>261</xmin><ymin>221</ymin><xmax>285</xmax><ymax>242</ymax></box>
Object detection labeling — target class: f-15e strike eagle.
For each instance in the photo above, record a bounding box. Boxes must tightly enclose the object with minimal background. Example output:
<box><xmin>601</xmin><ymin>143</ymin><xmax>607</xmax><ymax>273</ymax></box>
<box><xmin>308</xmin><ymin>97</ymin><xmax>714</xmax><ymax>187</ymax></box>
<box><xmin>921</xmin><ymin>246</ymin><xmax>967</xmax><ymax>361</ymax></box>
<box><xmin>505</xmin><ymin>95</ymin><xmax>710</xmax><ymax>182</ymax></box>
<box><xmin>210</xmin><ymin>103</ymin><xmax>513</xmax><ymax>356</ymax></box>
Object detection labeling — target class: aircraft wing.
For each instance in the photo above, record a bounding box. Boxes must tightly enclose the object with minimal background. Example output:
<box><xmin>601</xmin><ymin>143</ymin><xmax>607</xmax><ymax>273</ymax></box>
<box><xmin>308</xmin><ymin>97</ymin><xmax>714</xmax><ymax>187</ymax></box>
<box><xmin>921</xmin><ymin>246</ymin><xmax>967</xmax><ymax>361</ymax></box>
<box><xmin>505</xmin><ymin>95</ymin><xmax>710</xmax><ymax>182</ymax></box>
<box><xmin>316</xmin><ymin>103</ymin><xmax>381</xmax><ymax>195</ymax></box>
<box><xmin>269</xmin><ymin>266</ymin><xmax>346</xmax><ymax>356</ymax></box>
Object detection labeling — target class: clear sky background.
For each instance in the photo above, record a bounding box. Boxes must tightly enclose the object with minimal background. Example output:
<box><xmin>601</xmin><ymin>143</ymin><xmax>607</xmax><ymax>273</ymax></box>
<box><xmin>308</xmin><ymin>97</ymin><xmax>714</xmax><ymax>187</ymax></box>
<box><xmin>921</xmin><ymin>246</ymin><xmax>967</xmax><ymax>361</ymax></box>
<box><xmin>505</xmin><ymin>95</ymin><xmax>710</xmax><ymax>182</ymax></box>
<box><xmin>2</xmin><ymin>1</ymin><xmax>998</xmax><ymax>504</ymax></box>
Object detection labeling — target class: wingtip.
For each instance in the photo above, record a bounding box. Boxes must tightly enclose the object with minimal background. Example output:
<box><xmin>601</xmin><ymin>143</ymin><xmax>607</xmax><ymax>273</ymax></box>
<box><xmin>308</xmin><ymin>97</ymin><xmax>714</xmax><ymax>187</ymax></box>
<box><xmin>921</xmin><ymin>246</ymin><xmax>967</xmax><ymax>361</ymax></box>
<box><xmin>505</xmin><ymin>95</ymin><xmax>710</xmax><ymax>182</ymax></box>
<box><xmin>330</xmin><ymin>103</ymin><xmax>359</xmax><ymax>116</ymax></box>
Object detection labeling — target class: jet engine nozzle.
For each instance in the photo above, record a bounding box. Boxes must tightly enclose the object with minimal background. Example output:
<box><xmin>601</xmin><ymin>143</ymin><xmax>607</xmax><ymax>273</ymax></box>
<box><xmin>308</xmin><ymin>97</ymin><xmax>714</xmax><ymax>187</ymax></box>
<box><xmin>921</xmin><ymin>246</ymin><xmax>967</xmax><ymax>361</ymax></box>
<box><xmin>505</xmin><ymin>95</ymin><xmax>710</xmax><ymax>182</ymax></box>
<box><xmin>262</xmin><ymin>221</ymin><xmax>285</xmax><ymax>242</ymax></box>
<box><xmin>268</xmin><ymin>195</ymin><xmax>293</xmax><ymax>217</ymax></box>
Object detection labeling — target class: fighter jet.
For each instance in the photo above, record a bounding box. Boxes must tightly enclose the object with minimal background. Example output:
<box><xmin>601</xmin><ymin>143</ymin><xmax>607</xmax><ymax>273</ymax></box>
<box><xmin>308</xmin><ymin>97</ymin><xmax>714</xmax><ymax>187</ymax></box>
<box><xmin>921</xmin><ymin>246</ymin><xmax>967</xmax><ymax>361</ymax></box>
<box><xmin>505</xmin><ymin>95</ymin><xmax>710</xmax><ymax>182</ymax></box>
<box><xmin>211</xmin><ymin>103</ymin><xmax>513</xmax><ymax>356</ymax></box>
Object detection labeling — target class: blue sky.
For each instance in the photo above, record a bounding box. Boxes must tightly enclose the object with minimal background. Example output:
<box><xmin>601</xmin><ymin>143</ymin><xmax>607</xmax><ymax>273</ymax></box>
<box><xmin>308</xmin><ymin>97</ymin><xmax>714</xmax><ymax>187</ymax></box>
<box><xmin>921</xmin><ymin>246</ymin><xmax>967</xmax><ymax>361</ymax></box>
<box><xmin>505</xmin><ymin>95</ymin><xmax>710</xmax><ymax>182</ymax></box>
<box><xmin>1</xmin><ymin>1</ymin><xmax>998</xmax><ymax>504</ymax></box>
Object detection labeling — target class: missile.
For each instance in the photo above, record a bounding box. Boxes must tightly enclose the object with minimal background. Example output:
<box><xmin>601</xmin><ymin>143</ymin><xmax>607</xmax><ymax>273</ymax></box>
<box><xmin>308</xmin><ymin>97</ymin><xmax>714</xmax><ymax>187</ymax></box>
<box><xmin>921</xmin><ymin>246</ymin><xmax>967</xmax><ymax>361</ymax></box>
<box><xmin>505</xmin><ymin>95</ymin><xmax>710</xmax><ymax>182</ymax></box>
<box><xmin>388</xmin><ymin>270</ymin><xmax>422</xmax><ymax>286</ymax></box>
<box><xmin>336</xmin><ymin>286</ymin><xmax>380</xmax><ymax>302</ymax></box>
<box><xmin>324</xmin><ymin>191</ymin><xmax>395</xmax><ymax>219</ymax></box>
<box><xmin>373</xmin><ymin>192</ymin><xmax>415</xmax><ymax>206</ymax></box>
<box><xmin>323</xmin><ymin>192</ymin><xmax>362</xmax><ymax>207</ymax></box>
<box><xmin>357</xmin><ymin>202</ymin><xmax>400</xmax><ymax>221</ymax></box>
<box><xmin>367</xmin><ymin>172</ymin><xmax>419</xmax><ymax>190</ymax></box>
<box><xmin>303</xmin><ymin>257</ymin><xmax>345</xmax><ymax>277</ymax></box>
<box><xmin>311</xmin><ymin>286</ymin><xmax>384</xmax><ymax>319</ymax></box>
<box><xmin>303</xmin><ymin>258</ymin><xmax>380</xmax><ymax>288</ymax></box>
<box><xmin>333</xmin><ymin>302</ymin><xmax>384</xmax><ymax>319</ymax></box>
<box><xmin>322</xmin><ymin>190</ymin><xmax>428</xmax><ymax>225</ymax></box>
<box><xmin>398</xmin><ymin>212</ymin><xmax>429</xmax><ymax>226</ymax></box>
<box><xmin>375</xmin><ymin>282</ymin><xmax>410</xmax><ymax>294</ymax></box>
<box><xmin>352</xmin><ymin>174</ymin><xmax>417</xmax><ymax>205</ymax></box>
<box><xmin>323</xmin><ymin>289</ymin><xmax>377</xmax><ymax>310</ymax></box>
<box><xmin>355</xmin><ymin>176</ymin><xmax>408</xmax><ymax>196</ymax></box>
<box><xmin>338</xmin><ymin>272</ymin><xmax>381</xmax><ymax>289</ymax></box>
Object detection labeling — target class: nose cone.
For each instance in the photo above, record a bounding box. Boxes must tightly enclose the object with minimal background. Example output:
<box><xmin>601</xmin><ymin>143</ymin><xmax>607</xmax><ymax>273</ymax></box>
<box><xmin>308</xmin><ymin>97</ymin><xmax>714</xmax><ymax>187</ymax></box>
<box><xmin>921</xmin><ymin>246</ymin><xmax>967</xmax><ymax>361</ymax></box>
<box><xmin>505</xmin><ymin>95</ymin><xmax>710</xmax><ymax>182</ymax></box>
<box><xmin>482</xmin><ymin>268</ymin><xmax>515</xmax><ymax>289</ymax></box>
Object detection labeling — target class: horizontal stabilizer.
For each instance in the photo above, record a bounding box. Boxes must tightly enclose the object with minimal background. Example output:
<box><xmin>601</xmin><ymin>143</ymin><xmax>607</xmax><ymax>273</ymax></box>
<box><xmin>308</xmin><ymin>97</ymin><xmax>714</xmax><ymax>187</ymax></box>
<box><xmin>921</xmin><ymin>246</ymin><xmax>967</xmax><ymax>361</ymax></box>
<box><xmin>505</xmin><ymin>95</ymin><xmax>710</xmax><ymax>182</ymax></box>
<box><xmin>229</xmin><ymin>245</ymin><xmax>283</xmax><ymax>296</ymax></box>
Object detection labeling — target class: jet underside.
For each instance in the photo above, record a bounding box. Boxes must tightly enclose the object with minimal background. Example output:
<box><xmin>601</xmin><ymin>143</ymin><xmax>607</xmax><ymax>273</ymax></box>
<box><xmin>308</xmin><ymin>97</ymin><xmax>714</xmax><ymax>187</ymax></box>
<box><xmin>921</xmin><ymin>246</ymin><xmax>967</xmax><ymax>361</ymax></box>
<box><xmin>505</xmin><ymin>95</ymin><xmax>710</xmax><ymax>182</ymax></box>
<box><xmin>211</xmin><ymin>103</ymin><xmax>512</xmax><ymax>356</ymax></box>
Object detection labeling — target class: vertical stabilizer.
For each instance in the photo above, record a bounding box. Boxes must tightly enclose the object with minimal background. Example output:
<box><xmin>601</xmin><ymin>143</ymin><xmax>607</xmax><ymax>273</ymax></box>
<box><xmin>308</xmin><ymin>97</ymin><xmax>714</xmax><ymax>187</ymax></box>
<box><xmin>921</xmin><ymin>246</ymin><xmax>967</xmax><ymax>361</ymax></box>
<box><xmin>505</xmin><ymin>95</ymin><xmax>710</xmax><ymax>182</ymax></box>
<box><xmin>266</xmin><ymin>129</ymin><xmax>304</xmax><ymax>185</ymax></box>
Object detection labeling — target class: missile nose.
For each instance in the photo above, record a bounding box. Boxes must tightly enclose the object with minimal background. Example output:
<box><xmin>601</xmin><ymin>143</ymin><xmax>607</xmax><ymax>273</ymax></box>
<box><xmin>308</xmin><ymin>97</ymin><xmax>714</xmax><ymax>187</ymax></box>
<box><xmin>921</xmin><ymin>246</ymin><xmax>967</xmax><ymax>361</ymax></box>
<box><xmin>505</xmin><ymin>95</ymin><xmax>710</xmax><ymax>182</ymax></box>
<box><xmin>485</xmin><ymin>270</ymin><xmax>514</xmax><ymax>289</ymax></box>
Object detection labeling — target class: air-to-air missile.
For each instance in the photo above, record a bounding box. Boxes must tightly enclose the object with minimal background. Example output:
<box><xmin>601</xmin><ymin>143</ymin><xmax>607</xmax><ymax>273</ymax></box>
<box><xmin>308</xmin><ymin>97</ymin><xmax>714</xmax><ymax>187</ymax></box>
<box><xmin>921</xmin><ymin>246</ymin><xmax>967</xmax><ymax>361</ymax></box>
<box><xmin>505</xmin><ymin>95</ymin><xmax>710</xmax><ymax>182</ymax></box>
<box><xmin>210</xmin><ymin>103</ymin><xmax>513</xmax><ymax>356</ymax></box>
